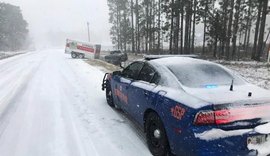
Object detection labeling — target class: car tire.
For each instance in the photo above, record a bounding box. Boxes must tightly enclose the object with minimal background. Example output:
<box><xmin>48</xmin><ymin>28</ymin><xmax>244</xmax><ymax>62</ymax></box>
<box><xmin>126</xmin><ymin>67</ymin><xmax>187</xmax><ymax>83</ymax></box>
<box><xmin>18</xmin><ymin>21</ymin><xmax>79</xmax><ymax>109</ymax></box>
<box><xmin>71</xmin><ymin>52</ymin><xmax>77</xmax><ymax>59</ymax></box>
<box><xmin>145</xmin><ymin>112</ymin><xmax>171</xmax><ymax>156</ymax></box>
<box><xmin>105</xmin><ymin>80</ymin><xmax>115</xmax><ymax>107</ymax></box>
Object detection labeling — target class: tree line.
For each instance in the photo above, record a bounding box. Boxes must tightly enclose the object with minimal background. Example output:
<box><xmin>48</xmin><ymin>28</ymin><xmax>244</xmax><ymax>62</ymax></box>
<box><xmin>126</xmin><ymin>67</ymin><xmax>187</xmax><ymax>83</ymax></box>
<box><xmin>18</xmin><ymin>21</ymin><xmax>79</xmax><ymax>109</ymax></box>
<box><xmin>0</xmin><ymin>3</ymin><xmax>28</xmax><ymax>51</ymax></box>
<box><xmin>108</xmin><ymin>0</ymin><xmax>270</xmax><ymax>61</ymax></box>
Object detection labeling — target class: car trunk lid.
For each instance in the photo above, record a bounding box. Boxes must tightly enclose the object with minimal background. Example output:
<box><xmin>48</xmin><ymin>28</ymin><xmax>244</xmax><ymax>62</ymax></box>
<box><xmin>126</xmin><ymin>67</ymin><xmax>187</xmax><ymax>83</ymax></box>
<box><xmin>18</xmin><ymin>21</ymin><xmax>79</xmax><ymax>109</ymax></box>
<box><xmin>189</xmin><ymin>84</ymin><xmax>270</xmax><ymax>128</ymax></box>
<box><xmin>184</xmin><ymin>84</ymin><xmax>270</xmax><ymax>106</ymax></box>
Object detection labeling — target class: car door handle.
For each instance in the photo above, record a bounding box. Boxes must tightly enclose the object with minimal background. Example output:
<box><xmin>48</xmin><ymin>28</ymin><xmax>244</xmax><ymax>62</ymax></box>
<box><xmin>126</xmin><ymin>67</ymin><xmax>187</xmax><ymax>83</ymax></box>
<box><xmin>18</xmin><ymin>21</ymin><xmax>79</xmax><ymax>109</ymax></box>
<box><xmin>157</xmin><ymin>90</ymin><xmax>167</xmax><ymax>96</ymax></box>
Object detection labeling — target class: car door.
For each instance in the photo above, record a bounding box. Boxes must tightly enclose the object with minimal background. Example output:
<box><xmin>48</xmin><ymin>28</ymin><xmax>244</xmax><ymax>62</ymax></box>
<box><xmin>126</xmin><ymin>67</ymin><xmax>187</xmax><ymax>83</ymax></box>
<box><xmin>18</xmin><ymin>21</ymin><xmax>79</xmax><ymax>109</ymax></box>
<box><xmin>113</xmin><ymin>61</ymin><xmax>144</xmax><ymax>111</ymax></box>
<box><xmin>128</xmin><ymin>63</ymin><xmax>161</xmax><ymax>124</ymax></box>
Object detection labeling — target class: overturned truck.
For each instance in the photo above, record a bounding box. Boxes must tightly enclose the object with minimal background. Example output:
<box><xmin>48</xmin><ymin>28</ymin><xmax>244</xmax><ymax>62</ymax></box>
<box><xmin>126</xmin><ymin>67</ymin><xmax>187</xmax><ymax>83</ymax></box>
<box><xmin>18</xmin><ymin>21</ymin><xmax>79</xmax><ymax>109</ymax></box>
<box><xmin>65</xmin><ymin>39</ymin><xmax>101</xmax><ymax>59</ymax></box>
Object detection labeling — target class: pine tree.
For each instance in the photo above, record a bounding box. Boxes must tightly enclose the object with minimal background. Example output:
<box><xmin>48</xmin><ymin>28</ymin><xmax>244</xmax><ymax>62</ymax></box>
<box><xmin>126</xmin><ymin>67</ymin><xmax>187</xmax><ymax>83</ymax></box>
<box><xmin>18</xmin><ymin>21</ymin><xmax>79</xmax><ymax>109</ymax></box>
<box><xmin>0</xmin><ymin>3</ymin><xmax>28</xmax><ymax>51</ymax></box>
<box><xmin>256</xmin><ymin>0</ymin><xmax>268</xmax><ymax>61</ymax></box>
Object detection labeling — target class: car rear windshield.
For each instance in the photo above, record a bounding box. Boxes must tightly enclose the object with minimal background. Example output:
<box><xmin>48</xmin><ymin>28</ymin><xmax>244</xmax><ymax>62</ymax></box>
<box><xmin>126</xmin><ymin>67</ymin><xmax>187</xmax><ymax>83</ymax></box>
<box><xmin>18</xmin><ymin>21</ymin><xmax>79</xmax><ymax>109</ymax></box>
<box><xmin>167</xmin><ymin>63</ymin><xmax>245</xmax><ymax>88</ymax></box>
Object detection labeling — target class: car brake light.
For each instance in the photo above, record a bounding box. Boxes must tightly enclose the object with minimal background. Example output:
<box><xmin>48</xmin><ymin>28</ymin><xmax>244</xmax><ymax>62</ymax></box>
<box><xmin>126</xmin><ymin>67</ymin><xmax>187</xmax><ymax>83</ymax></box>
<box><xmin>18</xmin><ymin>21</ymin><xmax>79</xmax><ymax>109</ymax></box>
<box><xmin>66</xmin><ymin>43</ymin><xmax>70</xmax><ymax>47</ymax></box>
<box><xmin>194</xmin><ymin>110</ymin><xmax>231</xmax><ymax>125</ymax></box>
<box><xmin>194</xmin><ymin>111</ymin><xmax>215</xmax><ymax>125</ymax></box>
<box><xmin>195</xmin><ymin>104</ymin><xmax>270</xmax><ymax>126</ymax></box>
<box><xmin>214</xmin><ymin>109</ymin><xmax>231</xmax><ymax>124</ymax></box>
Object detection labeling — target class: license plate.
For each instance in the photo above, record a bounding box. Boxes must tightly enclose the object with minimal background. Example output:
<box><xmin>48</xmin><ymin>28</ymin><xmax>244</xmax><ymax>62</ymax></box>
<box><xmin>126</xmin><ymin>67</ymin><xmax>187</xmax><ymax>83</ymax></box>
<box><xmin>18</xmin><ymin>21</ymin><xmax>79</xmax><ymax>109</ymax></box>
<box><xmin>247</xmin><ymin>135</ymin><xmax>269</xmax><ymax>145</ymax></box>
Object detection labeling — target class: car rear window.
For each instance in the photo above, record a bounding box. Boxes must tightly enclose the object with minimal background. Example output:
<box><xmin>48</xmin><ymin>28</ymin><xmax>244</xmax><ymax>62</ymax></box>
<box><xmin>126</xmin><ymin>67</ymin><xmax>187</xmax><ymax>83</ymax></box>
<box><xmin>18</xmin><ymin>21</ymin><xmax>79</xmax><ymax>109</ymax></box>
<box><xmin>167</xmin><ymin>63</ymin><xmax>245</xmax><ymax>88</ymax></box>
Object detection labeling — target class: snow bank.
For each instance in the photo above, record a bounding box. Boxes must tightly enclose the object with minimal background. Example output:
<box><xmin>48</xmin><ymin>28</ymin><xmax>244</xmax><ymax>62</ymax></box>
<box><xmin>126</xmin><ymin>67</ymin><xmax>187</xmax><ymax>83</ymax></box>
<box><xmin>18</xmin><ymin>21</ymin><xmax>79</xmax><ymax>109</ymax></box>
<box><xmin>194</xmin><ymin>129</ymin><xmax>252</xmax><ymax>141</ymax></box>
<box><xmin>255</xmin><ymin>123</ymin><xmax>270</xmax><ymax>134</ymax></box>
<box><xmin>0</xmin><ymin>51</ymin><xmax>28</xmax><ymax>60</ymax></box>
<box><xmin>248</xmin><ymin>123</ymin><xmax>270</xmax><ymax>155</ymax></box>
<box><xmin>195</xmin><ymin>122</ymin><xmax>270</xmax><ymax>141</ymax></box>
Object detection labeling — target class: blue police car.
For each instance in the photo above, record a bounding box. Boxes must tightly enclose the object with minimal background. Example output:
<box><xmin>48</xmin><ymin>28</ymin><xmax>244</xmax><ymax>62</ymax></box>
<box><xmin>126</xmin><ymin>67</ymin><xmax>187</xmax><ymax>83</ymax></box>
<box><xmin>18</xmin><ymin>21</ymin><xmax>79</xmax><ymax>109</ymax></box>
<box><xmin>102</xmin><ymin>56</ymin><xmax>270</xmax><ymax>156</ymax></box>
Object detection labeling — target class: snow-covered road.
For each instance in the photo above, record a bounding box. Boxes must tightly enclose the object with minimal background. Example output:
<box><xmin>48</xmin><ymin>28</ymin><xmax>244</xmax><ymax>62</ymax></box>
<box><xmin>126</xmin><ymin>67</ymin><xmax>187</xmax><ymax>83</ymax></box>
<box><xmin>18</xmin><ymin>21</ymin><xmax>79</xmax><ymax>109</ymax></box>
<box><xmin>0</xmin><ymin>49</ymin><xmax>151</xmax><ymax>156</ymax></box>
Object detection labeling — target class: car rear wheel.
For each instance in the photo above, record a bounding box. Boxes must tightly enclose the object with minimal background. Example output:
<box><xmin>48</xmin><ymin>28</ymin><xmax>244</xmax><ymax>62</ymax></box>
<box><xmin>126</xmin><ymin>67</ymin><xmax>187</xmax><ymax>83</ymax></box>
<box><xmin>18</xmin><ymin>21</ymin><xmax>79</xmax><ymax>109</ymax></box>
<box><xmin>145</xmin><ymin>112</ymin><xmax>170</xmax><ymax>156</ymax></box>
<box><xmin>105</xmin><ymin>80</ymin><xmax>115</xmax><ymax>107</ymax></box>
<box><xmin>71</xmin><ymin>52</ymin><xmax>77</xmax><ymax>59</ymax></box>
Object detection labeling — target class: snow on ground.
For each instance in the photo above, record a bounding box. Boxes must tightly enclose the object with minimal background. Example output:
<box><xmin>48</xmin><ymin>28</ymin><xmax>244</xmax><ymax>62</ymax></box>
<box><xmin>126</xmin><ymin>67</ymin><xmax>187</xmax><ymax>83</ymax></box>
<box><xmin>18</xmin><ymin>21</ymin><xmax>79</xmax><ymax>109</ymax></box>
<box><xmin>0</xmin><ymin>49</ymin><xmax>151</xmax><ymax>156</ymax></box>
<box><xmin>85</xmin><ymin>58</ymin><xmax>121</xmax><ymax>73</ymax></box>
<box><xmin>219</xmin><ymin>62</ymin><xmax>270</xmax><ymax>90</ymax></box>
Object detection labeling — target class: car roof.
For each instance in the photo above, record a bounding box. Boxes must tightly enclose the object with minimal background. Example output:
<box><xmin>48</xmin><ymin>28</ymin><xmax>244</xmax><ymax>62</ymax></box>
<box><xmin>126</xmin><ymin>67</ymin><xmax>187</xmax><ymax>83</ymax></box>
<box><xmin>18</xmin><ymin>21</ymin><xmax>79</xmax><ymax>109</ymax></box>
<box><xmin>149</xmin><ymin>56</ymin><xmax>214</xmax><ymax>67</ymax></box>
<box><xmin>144</xmin><ymin>54</ymin><xmax>198</xmax><ymax>60</ymax></box>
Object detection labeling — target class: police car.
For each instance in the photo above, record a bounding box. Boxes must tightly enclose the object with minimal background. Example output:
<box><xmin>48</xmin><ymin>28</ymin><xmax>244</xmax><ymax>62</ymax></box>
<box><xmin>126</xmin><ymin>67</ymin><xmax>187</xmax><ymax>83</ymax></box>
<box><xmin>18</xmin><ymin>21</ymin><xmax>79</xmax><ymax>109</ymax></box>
<box><xmin>102</xmin><ymin>55</ymin><xmax>270</xmax><ymax>156</ymax></box>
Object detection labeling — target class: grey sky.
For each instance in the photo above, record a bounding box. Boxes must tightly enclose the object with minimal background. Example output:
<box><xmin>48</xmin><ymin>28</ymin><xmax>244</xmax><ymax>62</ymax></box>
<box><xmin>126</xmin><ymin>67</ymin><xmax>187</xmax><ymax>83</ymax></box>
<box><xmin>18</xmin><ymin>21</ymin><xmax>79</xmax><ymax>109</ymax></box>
<box><xmin>1</xmin><ymin>0</ymin><xmax>112</xmax><ymax>48</ymax></box>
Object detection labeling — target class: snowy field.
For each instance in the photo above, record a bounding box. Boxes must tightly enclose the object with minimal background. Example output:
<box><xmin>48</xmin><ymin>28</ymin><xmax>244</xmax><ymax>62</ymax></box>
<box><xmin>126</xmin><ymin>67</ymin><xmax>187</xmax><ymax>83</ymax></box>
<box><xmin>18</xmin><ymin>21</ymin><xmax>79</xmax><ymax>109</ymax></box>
<box><xmin>216</xmin><ymin>61</ymin><xmax>270</xmax><ymax>90</ymax></box>
<box><xmin>0</xmin><ymin>49</ymin><xmax>151</xmax><ymax>156</ymax></box>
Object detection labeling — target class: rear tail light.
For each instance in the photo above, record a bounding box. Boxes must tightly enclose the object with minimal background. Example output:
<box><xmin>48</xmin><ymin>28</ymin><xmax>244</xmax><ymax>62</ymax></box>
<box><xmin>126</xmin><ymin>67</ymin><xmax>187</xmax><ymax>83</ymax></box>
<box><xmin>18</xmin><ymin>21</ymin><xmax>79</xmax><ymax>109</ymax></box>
<box><xmin>194</xmin><ymin>110</ymin><xmax>231</xmax><ymax>125</ymax></box>
<box><xmin>214</xmin><ymin>109</ymin><xmax>231</xmax><ymax>124</ymax></box>
<box><xmin>66</xmin><ymin>43</ymin><xmax>70</xmax><ymax>47</ymax></box>
<box><xmin>194</xmin><ymin>104</ymin><xmax>270</xmax><ymax>126</ymax></box>
<box><xmin>194</xmin><ymin>111</ymin><xmax>215</xmax><ymax>125</ymax></box>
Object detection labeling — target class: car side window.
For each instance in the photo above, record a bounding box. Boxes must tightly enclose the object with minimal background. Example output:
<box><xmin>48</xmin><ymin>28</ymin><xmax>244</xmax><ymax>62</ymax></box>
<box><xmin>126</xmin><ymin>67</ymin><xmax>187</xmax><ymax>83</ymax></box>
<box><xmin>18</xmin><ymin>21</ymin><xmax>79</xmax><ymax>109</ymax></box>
<box><xmin>122</xmin><ymin>62</ymin><xmax>144</xmax><ymax>80</ymax></box>
<box><xmin>138</xmin><ymin>63</ymin><xmax>157</xmax><ymax>83</ymax></box>
<box><xmin>151</xmin><ymin>73</ymin><xmax>161</xmax><ymax>85</ymax></box>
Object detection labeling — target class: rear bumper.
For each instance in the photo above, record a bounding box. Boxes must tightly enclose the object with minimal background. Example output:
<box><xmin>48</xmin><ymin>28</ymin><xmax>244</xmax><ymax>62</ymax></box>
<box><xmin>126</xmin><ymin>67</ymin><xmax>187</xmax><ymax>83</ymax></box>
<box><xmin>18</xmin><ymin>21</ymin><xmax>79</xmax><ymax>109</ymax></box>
<box><xmin>172</xmin><ymin>128</ymin><xmax>269</xmax><ymax>156</ymax></box>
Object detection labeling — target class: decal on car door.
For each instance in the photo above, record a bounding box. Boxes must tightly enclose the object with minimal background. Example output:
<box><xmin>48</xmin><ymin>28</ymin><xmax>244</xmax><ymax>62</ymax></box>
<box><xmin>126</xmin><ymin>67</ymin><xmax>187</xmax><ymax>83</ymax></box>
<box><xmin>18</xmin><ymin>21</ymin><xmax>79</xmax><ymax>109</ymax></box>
<box><xmin>171</xmin><ymin>105</ymin><xmax>186</xmax><ymax>120</ymax></box>
<box><xmin>114</xmin><ymin>88</ymin><xmax>128</xmax><ymax>104</ymax></box>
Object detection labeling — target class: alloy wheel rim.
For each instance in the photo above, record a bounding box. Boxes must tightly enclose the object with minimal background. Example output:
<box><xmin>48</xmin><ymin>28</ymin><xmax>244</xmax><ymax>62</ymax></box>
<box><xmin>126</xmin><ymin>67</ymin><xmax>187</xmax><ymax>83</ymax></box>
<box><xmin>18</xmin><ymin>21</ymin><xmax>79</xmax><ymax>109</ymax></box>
<box><xmin>149</xmin><ymin>122</ymin><xmax>162</xmax><ymax>148</ymax></box>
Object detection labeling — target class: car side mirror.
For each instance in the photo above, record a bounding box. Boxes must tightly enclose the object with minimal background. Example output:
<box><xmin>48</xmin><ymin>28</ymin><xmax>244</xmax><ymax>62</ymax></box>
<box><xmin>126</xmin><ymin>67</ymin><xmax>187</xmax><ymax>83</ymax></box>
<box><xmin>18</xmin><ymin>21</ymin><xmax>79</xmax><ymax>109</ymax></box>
<box><xmin>120</xmin><ymin>62</ymin><xmax>125</xmax><ymax>69</ymax></box>
<box><xmin>120</xmin><ymin>61</ymin><xmax>129</xmax><ymax>69</ymax></box>
<box><xmin>113</xmin><ymin>71</ymin><xmax>122</xmax><ymax>76</ymax></box>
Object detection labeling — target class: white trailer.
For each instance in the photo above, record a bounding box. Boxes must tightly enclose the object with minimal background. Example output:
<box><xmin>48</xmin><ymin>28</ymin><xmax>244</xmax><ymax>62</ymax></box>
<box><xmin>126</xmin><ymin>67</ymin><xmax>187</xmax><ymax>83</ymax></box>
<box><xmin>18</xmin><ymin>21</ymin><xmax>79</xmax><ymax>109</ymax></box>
<box><xmin>65</xmin><ymin>39</ymin><xmax>101</xmax><ymax>59</ymax></box>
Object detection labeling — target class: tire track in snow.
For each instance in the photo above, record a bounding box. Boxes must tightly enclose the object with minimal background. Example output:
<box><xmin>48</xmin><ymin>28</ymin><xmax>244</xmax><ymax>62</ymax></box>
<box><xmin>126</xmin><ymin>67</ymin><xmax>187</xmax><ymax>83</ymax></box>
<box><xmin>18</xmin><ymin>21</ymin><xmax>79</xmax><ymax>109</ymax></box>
<box><xmin>0</xmin><ymin>53</ymin><xmax>48</xmax><ymax>138</ymax></box>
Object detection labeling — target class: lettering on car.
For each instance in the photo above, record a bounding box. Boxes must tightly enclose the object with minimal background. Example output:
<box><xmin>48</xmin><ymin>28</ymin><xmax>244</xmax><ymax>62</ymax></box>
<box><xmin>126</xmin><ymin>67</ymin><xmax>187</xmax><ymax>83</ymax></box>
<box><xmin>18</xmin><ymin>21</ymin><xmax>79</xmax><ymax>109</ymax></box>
<box><xmin>114</xmin><ymin>88</ymin><xmax>128</xmax><ymax>104</ymax></box>
<box><xmin>171</xmin><ymin>105</ymin><xmax>186</xmax><ymax>120</ymax></box>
